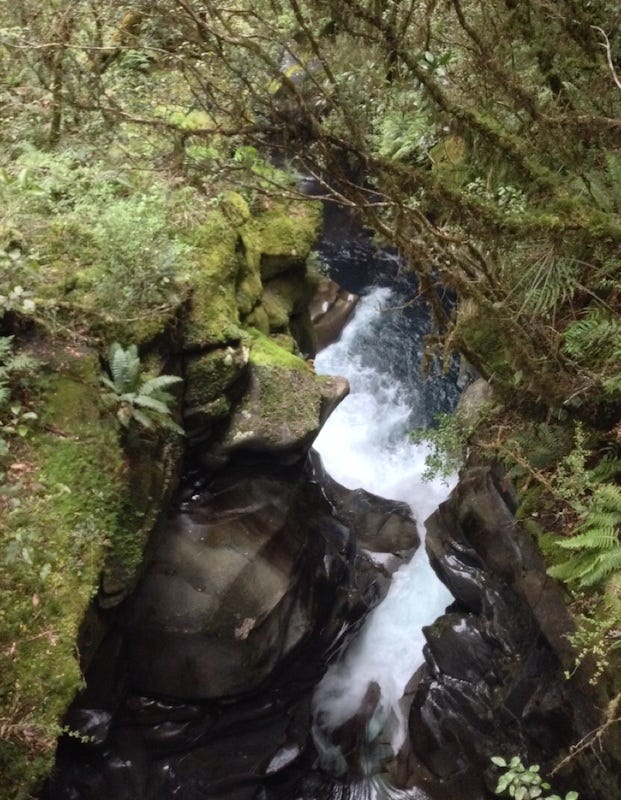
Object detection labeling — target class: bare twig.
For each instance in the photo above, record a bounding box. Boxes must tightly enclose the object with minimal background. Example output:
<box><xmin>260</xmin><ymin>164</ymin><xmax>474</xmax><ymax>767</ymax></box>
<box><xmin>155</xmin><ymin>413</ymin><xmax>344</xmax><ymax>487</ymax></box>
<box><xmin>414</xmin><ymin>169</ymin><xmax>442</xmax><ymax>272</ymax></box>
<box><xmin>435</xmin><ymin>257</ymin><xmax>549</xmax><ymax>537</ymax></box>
<box><xmin>592</xmin><ymin>26</ymin><xmax>621</xmax><ymax>91</ymax></box>
<box><xmin>551</xmin><ymin>693</ymin><xmax>621</xmax><ymax>775</ymax></box>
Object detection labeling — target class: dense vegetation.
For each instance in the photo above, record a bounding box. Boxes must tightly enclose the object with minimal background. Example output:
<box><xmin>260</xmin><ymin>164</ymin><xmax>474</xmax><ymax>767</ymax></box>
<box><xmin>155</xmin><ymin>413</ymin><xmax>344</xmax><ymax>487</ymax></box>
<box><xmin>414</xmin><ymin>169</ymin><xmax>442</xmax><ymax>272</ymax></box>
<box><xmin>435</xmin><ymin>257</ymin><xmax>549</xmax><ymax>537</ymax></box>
<box><xmin>0</xmin><ymin>0</ymin><xmax>620</xmax><ymax>796</ymax></box>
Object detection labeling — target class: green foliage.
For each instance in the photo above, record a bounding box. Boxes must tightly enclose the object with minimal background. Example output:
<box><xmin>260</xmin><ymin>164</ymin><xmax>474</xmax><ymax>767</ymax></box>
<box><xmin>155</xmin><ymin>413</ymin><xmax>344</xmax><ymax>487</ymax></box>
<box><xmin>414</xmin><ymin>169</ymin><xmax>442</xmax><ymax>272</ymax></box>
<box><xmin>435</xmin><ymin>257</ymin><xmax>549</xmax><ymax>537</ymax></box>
<box><xmin>101</xmin><ymin>342</ymin><xmax>183</xmax><ymax>434</ymax></box>
<box><xmin>548</xmin><ymin>483</ymin><xmax>621</xmax><ymax>588</ymax></box>
<box><xmin>564</xmin><ymin>605</ymin><xmax>621</xmax><ymax>685</ymax></box>
<box><xmin>509</xmin><ymin>250</ymin><xmax>582</xmax><ymax>321</ymax></box>
<box><xmin>464</xmin><ymin>177</ymin><xmax>527</xmax><ymax>215</ymax></box>
<box><xmin>1</xmin><ymin>148</ymin><xmax>195</xmax><ymax>336</ymax></box>
<box><xmin>375</xmin><ymin>87</ymin><xmax>437</xmax><ymax>163</ymax></box>
<box><xmin>562</xmin><ymin>307</ymin><xmax>621</xmax><ymax>396</ymax></box>
<box><xmin>503</xmin><ymin>421</ymin><xmax>621</xmax><ymax>590</ymax></box>
<box><xmin>0</xmin><ymin>336</ymin><xmax>38</xmax><ymax>480</ymax></box>
<box><xmin>491</xmin><ymin>756</ymin><xmax>578</xmax><ymax>800</ymax></box>
<box><xmin>410</xmin><ymin>411</ymin><xmax>473</xmax><ymax>482</ymax></box>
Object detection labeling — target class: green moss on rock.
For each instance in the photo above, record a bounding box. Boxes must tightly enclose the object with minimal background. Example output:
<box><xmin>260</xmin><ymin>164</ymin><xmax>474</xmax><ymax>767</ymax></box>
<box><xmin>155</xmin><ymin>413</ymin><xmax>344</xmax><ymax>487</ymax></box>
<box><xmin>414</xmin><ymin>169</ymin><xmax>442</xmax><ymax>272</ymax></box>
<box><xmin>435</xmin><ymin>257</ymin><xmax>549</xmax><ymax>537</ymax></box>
<box><xmin>182</xmin><ymin>207</ymin><xmax>246</xmax><ymax>348</ymax></box>
<box><xmin>0</xmin><ymin>340</ymin><xmax>183</xmax><ymax>798</ymax></box>
<box><xmin>240</xmin><ymin>200</ymin><xmax>322</xmax><ymax>281</ymax></box>
<box><xmin>222</xmin><ymin>330</ymin><xmax>346</xmax><ymax>456</ymax></box>
<box><xmin>245</xmin><ymin>304</ymin><xmax>270</xmax><ymax>334</ymax></box>
<box><xmin>247</xmin><ymin>329</ymin><xmax>309</xmax><ymax>371</ymax></box>
<box><xmin>0</xmin><ymin>345</ymin><xmax>127</xmax><ymax>797</ymax></box>
<box><xmin>261</xmin><ymin>287</ymin><xmax>291</xmax><ymax>331</ymax></box>
<box><xmin>185</xmin><ymin>345</ymin><xmax>249</xmax><ymax>407</ymax></box>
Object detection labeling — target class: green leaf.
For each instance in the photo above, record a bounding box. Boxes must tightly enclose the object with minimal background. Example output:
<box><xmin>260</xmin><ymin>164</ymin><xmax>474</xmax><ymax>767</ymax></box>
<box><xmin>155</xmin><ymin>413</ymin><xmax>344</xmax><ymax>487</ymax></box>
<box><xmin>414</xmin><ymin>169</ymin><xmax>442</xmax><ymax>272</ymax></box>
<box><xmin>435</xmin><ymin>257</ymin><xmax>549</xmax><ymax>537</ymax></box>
<box><xmin>131</xmin><ymin>408</ymin><xmax>154</xmax><ymax>429</ymax></box>
<box><xmin>132</xmin><ymin>395</ymin><xmax>172</xmax><ymax>415</ymax></box>
<box><xmin>140</xmin><ymin>374</ymin><xmax>182</xmax><ymax>395</ymax></box>
<box><xmin>492</xmin><ymin>757</ymin><xmax>508</xmax><ymax>767</ymax></box>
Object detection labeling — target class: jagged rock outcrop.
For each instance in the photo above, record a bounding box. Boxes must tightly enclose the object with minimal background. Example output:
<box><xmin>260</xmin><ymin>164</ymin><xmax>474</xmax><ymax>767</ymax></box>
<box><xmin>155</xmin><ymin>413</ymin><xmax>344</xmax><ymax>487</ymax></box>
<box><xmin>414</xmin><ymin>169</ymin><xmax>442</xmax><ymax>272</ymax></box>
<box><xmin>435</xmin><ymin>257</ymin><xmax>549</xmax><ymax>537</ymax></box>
<box><xmin>315</xmin><ymin>456</ymin><xmax>419</xmax><ymax>559</ymax></box>
<box><xmin>392</xmin><ymin>465</ymin><xmax>621</xmax><ymax>800</ymax></box>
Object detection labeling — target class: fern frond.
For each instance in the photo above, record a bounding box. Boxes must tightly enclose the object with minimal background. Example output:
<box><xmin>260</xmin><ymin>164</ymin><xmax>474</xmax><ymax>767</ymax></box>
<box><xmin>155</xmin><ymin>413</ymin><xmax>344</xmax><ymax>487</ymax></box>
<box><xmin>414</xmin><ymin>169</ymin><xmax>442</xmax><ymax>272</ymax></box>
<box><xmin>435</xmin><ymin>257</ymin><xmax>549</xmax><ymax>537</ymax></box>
<box><xmin>157</xmin><ymin>415</ymin><xmax>185</xmax><ymax>435</ymax></box>
<box><xmin>140</xmin><ymin>374</ymin><xmax>182</xmax><ymax>395</ymax></box>
<box><xmin>513</xmin><ymin>249</ymin><xmax>582</xmax><ymax>319</ymax></box>
<box><xmin>0</xmin><ymin>336</ymin><xmax>14</xmax><ymax>363</ymax></box>
<box><xmin>130</xmin><ymin>408</ymin><xmax>154</xmax><ymax>430</ymax></box>
<box><xmin>603</xmin><ymin>373</ymin><xmax>621</xmax><ymax>397</ymax></box>
<box><xmin>102</xmin><ymin>342</ymin><xmax>183</xmax><ymax>435</ymax></box>
<box><xmin>132</xmin><ymin>395</ymin><xmax>172</xmax><ymax>415</ymax></box>
<box><xmin>548</xmin><ymin>553</ymin><xmax>592</xmax><ymax>584</ymax></box>
<box><xmin>579</xmin><ymin>548</ymin><xmax>621</xmax><ymax>587</ymax></box>
<box><xmin>99</xmin><ymin>375</ymin><xmax>118</xmax><ymax>393</ymax></box>
<box><xmin>591</xmin><ymin>483</ymin><xmax>621</xmax><ymax>513</ymax></box>
<box><xmin>5</xmin><ymin>353</ymin><xmax>38</xmax><ymax>374</ymax></box>
<box><xmin>549</xmin><ymin>481</ymin><xmax>621</xmax><ymax>587</ymax></box>
<box><xmin>108</xmin><ymin>342</ymin><xmax>141</xmax><ymax>394</ymax></box>
<box><xmin>563</xmin><ymin>308</ymin><xmax>621</xmax><ymax>367</ymax></box>
<box><xmin>557</xmin><ymin>525</ymin><xmax>618</xmax><ymax>551</ymax></box>
<box><xmin>588</xmin><ymin>455</ymin><xmax>621</xmax><ymax>484</ymax></box>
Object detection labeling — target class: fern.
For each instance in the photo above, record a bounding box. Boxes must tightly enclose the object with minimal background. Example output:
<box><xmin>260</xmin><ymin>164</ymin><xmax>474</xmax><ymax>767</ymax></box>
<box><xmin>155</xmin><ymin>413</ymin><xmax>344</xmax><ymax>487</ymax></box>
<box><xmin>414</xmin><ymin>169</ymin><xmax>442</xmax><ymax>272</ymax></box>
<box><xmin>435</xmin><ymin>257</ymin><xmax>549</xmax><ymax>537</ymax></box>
<box><xmin>588</xmin><ymin>454</ymin><xmax>621</xmax><ymax>484</ymax></box>
<box><xmin>548</xmin><ymin>483</ymin><xmax>621</xmax><ymax>588</ymax></box>
<box><xmin>101</xmin><ymin>342</ymin><xmax>183</xmax><ymax>435</ymax></box>
<box><xmin>516</xmin><ymin>251</ymin><xmax>582</xmax><ymax>320</ymax></box>
<box><xmin>563</xmin><ymin>307</ymin><xmax>621</xmax><ymax>366</ymax></box>
<box><xmin>0</xmin><ymin>335</ymin><xmax>38</xmax><ymax>411</ymax></box>
<box><xmin>108</xmin><ymin>342</ymin><xmax>142</xmax><ymax>394</ymax></box>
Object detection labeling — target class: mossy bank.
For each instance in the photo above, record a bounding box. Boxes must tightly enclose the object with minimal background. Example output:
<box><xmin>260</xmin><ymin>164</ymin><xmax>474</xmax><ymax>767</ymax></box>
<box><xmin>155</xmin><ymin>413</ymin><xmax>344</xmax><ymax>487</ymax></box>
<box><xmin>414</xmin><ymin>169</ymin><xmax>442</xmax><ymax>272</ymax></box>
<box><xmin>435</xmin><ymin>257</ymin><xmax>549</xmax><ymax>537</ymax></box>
<box><xmin>0</xmin><ymin>157</ymin><xmax>323</xmax><ymax>799</ymax></box>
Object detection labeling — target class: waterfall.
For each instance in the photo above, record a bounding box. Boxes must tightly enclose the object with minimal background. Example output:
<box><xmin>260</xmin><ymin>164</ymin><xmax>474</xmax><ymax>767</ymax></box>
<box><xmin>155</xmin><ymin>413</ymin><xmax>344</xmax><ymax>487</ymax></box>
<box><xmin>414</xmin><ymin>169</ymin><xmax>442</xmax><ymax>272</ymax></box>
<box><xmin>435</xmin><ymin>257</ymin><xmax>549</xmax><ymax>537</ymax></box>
<box><xmin>311</xmin><ymin>286</ymin><xmax>457</xmax><ymax>777</ymax></box>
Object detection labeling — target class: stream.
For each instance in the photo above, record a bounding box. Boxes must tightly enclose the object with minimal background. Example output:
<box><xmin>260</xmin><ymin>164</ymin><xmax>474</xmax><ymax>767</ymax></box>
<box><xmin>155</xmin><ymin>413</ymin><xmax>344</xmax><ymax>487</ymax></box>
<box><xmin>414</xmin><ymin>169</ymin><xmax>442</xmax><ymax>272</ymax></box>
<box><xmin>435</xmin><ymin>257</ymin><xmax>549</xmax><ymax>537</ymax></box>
<box><xmin>309</xmin><ymin>282</ymin><xmax>459</xmax><ymax>794</ymax></box>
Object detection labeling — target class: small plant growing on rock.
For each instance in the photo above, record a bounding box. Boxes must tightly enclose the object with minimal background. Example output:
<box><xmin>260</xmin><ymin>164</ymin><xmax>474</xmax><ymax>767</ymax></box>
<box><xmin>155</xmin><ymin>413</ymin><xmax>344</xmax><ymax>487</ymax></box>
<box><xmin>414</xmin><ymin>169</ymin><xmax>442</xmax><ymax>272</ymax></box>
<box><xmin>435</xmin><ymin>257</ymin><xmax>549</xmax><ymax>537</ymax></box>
<box><xmin>491</xmin><ymin>756</ymin><xmax>578</xmax><ymax>800</ymax></box>
<box><xmin>100</xmin><ymin>342</ymin><xmax>183</xmax><ymax>434</ymax></box>
<box><xmin>0</xmin><ymin>335</ymin><xmax>38</xmax><ymax>478</ymax></box>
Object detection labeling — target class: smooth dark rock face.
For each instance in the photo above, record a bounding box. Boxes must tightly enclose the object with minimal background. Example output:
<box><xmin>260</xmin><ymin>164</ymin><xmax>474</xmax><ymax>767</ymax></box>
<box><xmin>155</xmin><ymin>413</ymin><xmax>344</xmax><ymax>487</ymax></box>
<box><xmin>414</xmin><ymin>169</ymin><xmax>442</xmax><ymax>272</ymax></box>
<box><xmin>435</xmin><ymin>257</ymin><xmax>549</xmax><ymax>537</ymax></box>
<box><xmin>44</xmin><ymin>459</ymin><xmax>400</xmax><ymax>800</ymax></box>
<box><xmin>315</xmin><ymin>455</ymin><xmax>420</xmax><ymax>559</ymax></box>
<box><xmin>392</xmin><ymin>465</ymin><xmax>621</xmax><ymax>800</ymax></box>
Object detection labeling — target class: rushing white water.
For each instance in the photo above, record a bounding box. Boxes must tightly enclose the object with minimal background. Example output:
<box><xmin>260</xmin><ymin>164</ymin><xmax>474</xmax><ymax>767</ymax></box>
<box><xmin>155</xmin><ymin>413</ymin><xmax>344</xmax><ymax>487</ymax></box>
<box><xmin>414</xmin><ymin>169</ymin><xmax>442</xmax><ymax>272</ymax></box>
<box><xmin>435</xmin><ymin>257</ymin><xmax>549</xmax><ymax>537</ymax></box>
<box><xmin>311</xmin><ymin>286</ymin><xmax>457</xmax><ymax>773</ymax></box>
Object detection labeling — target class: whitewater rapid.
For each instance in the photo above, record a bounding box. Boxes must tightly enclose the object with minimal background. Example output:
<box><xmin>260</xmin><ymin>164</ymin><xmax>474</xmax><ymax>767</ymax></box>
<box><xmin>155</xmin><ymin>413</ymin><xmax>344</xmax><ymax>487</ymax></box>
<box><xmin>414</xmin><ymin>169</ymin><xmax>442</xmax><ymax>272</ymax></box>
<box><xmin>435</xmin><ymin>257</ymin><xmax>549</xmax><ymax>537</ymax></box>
<box><xmin>311</xmin><ymin>286</ymin><xmax>456</xmax><ymax>768</ymax></box>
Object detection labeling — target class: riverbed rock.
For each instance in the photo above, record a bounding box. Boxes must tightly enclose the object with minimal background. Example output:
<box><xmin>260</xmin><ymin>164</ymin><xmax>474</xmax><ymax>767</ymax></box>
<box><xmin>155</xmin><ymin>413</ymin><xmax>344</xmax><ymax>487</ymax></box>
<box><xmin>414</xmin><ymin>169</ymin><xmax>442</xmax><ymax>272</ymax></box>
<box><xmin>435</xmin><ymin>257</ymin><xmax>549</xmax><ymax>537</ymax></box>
<box><xmin>45</xmin><ymin>454</ymin><xmax>400</xmax><ymax>800</ymax></box>
<box><xmin>316</xmin><ymin>461</ymin><xmax>420</xmax><ymax>559</ymax></box>
<box><xmin>395</xmin><ymin>465</ymin><xmax>621</xmax><ymax>800</ymax></box>
<box><xmin>309</xmin><ymin>277</ymin><xmax>359</xmax><ymax>351</ymax></box>
<box><xmin>124</xmin><ymin>461</ymin><xmax>374</xmax><ymax>699</ymax></box>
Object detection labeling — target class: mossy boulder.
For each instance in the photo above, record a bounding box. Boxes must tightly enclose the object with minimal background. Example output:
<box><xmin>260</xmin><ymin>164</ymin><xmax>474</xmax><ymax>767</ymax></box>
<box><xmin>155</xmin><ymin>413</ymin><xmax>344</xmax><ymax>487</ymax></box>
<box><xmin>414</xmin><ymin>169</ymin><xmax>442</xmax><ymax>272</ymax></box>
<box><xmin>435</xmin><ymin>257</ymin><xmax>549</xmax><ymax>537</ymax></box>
<box><xmin>262</xmin><ymin>266</ymin><xmax>322</xmax><ymax>333</ymax></box>
<box><xmin>183</xmin><ymin>345</ymin><xmax>250</xmax><ymax>445</ymax></box>
<box><xmin>220</xmin><ymin>330</ymin><xmax>348</xmax><ymax>461</ymax></box>
<box><xmin>240</xmin><ymin>200</ymin><xmax>322</xmax><ymax>281</ymax></box>
<box><xmin>245</xmin><ymin>303</ymin><xmax>271</xmax><ymax>334</ymax></box>
<box><xmin>185</xmin><ymin>345</ymin><xmax>250</xmax><ymax>408</ymax></box>
<box><xmin>181</xmin><ymin>197</ymin><xmax>320</xmax><ymax>349</ymax></box>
